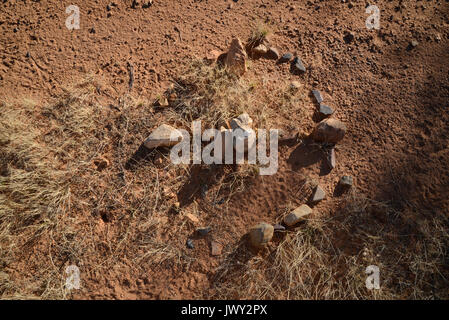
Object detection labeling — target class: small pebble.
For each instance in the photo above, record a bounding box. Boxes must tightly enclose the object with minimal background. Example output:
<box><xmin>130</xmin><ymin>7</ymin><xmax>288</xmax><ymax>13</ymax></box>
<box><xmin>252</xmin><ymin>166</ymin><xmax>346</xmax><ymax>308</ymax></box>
<box><xmin>186</xmin><ymin>239</ymin><xmax>195</xmax><ymax>249</ymax></box>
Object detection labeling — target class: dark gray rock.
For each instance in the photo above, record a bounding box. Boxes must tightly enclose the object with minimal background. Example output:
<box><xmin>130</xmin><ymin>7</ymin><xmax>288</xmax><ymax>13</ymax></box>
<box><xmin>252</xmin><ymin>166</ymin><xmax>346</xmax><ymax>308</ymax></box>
<box><xmin>186</xmin><ymin>239</ymin><xmax>195</xmax><ymax>249</ymax></box>
<box><xmin>291</xmin><ymin>57</ymin><xmax>306</xmax><ymax>74</ymax></box>
<box><xmin>197</xmin><ymin>227</ymin><xmax>212</xmax><ymax>236</ymax></box>
<box><xmin>318</xmin><ymin>104</ymin><xmax>334</xmax><ymax>117</ymax></box>
<box><xmin>312</xmin><ymin>90</ymin><xmax>323</xmax><ymax>104</ymax></box>
<box><xmin>273</xmin><ymin>224</ymin><xmax>286</xmax><ymax>232</ymax></box>
<box><xmin>279</xmin><ymin>52</ymin><xmax>293</xmax><ymax>63</ymax></box>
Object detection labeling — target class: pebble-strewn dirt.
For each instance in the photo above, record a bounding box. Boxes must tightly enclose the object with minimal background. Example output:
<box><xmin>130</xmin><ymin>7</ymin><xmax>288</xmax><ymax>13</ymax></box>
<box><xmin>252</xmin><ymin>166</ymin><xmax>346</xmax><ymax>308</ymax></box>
<box><xmin>1</xmin><ymin>0</ymin><xmax>448</xmax><ymax>299</ymax></box>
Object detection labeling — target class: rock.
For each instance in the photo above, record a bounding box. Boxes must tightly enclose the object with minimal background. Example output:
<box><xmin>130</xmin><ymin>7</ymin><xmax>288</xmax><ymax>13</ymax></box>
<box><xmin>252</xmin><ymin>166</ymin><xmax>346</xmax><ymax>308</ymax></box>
<box><xmin>279</xmin><ymin>52</ymin><xmax>293</xmax><ymax>63</ymax></box>
<box><xmin>197</xmin><ymin>227</ymin><xmax>211</xmax><ymax>236</ymax></box>
<box><xmin>311</xmin><ymin>185</ymin><xmax>326</xmax><ymax>203</ymax></box>
<box><xmin>230</xmin><ymin>114</ymin><xmax>255</xmax><ymax>153</ymax></box>
<box><xmin>206</xmin><ymin>49</ymin><xmax>222</xmax><ymax>62</ymax></box>
<box><xmin>318</xmin><ymin>104</ymin><xmax>334</xmax><ymax>117</ymax></box>
<box><xmin>313</xmin><ymin>118</ymin><xmax>347</xmax><ymax>143</ymax></box>
<box><xmin>252</xmin><ymin>44</ymin><xmax>268</xmax><ymax>55</ymax></box>
<box><xmin>142</xmin><ymin>1</ymin><xmax>153</xmax><ymax>8</ymax></box>
<box><xmin>224</xmin><ymin>38</ymin><xmax>247</xmax><ymax>76</ymax></box>
<box><xmin>411</xmin><ymin>40</ymin><xmax>419</xmax><ymax>47</ymax></box>
<box><xmin>155</xmin><ymin>96</ymin><xmax>169</xmax><ymax>107</ymax></box>
<box><xmin>339</xmin><ymin>175</ymin><xmax>353</xmax><ymax>188</ymax></box>
<box><xmin>230</xmin><ymin>113</ymin><xmax>253</xmax><ymax>129</ymax></box>
<box><xmin>267</xmin><ymin>47</ymin><xmax>280</xmax><ymax>60</ymax></box>
<box><xmin>144</xmin><ymin>124</ymin><xmax>183</xmax><ymax>149</ymax></box>
<box><xmin>249</xmin><ymin>223</ymin><xmax>274</xmax><ymax>248</ymax></box>
<box><xmin>211</xmin><ymin>241</ymin><xmax>222</xmax><ymax>256</ymax></box>
<box><xmin>289</xmin><ymin>81</ymin><xmax>301</xmax><ymax>92</ymax></box>
<box><xmin>291</xmin><ymin>57</ymin><xmax>306</xmax><ymax>74</ymax></box>
<box><xmin>185</xmin><ymin>213</ymin><xmax>200</xmax><ymax>224</ymax></box>
<box><xmin>273</xmin><ymin>223</ymin><xmax>286</xmax><ymax>232</ymax></box>
<box><xmin>186</xmin><ymin>239</ymin><xmax>195</xmax><ymax>249</ymax></box>
<box><xmin>283</xmin><ymin>204</ymin><xmax>312</xmax><ymax>226</ymax></box>
<box><xmin>312</xmin><ymin>89</ymin><xmax>323</xmax><ymax>104</ymax></box>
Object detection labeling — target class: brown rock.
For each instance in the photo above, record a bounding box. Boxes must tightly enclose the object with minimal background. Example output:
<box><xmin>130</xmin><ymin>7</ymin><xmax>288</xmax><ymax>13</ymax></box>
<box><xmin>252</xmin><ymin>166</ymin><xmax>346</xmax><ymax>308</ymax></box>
<box><xmin>284</xmin><ymin>204</ymin><xmax>312</xmax><ymax>226</ymax></box>
<box><xmin>313</xmin><ymin>118</ymin><xmax>347</xmax><ymax>143</ymax></box>
<box><xmin>224</xmin><ymin>38</ymin><xmax>247</xmax><ymax>76</ymax></box>
<box><xmin>249</xmin><ymin>223</ymin><xmax>274</xmax><ymax>248</ymax></box>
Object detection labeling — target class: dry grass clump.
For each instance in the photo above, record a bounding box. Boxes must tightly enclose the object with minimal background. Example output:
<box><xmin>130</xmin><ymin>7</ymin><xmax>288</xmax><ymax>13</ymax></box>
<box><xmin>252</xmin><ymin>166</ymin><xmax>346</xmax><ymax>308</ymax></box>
<box><xmin>212</xmin><ymin>189</ymin><xmax>449</xmax><ymax>299</ymax></box>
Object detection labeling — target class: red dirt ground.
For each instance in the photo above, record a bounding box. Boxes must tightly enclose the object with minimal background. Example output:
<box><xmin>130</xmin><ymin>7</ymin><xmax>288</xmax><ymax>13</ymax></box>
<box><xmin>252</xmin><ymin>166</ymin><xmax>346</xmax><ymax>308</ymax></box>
<box><xmin>1</xmin><ymin>0</ymin><xmax>448</xmax><ymax>299</ymax></box>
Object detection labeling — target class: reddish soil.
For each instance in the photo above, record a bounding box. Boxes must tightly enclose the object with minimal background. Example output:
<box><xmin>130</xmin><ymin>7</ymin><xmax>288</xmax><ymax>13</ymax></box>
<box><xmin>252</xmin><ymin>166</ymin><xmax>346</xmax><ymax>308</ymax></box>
<box><xmin>1</xmin><ymin>0</ymin><xmax>448</xmax><ymax>299</ymax></box>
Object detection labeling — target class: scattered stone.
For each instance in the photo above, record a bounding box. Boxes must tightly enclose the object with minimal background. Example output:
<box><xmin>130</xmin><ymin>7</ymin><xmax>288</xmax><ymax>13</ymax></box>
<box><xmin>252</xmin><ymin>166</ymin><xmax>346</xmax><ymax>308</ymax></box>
<box><xmin>186</xmin><ymin>239</ymin><xmax>195</xmax><ymax>249</ymax></box>
<box><xmin>211</xmin><ymin>241</ymin><xmax>222</xmax><ymax>256</ymax></box>
<box><xmin>312</xmin><ymin>89</ymin><xmax>323</xmax><ymax>104</ymax></box>
<box><xmin>339</xmin><ymin>175</ymin><xmax>353</xmax><ymax>189</ymax></box>
<box><xmin>155</xmin><ymin>96</ymin><xmax>169</xmax><ymax>107</ymax></box>
<box><xmin>185</xmin><ymin>212</ymin><xmax>200</xmax><ymax>224</ymax></box>
<box><xmin>230</xmin><ymin>113</ymin><xmax>253</xmax><ymax>129</ymax></box>
<box><xmin>197</xmin><ymin>227</ymin><xmax>212</xmax><ymax>236</ymax></box>
<box><xmin>144</xmin><ymin>124</ymin><xmax>183</xmax><ymax>149</ymax></box>
<box><xmin>252</xmin><ymin>44</ymin><xmax>268</xmax><ymax>55</ymax></box>
<box><xmin>89</xmin><ymin>27</ymin><xmax>96</xmax><ymax>34</ymax></box>
<box><xmin>289</xmin><ymin>81</ymin><xmax>301</xmax><ymax>92</ymax></box>
<box><xmin>313</xmin><ymin>118</ymin><xmax>347</xmax><ymax>144</ymax></box>
<box><xmin>318</xmin><ymin>103</ymin><xmax>334</xmax><ymax>118</ymax></box>
<box><xmin>273</xmin><ymin>224</ymin><xmax>286</xmax><ymax>232</ymax></box>
<box><xmin>142</xmin><ymin>0</ymin><xmax>153</xmax><ymax>8</ymax></box>
<box><xmin>343</xmin><ymin>32</ymin><xmax>355</xmax><ymax>44</ymax></box>
<box><xmin>249</xmin><ymin>222</ymin><xmax>274</xmax><ymax>248</ymax></box>
<box><xmin>230</xmin><ymin>113</ymin><xmax>256</xmax><ymax>153</ymax></box>
<box><xmin>291</xmin><ymin>56</ymin><xmax>306</xmax><ymax>74</ymax></box>
<box><xmin>411</xmin><ymin>40</ymin><xmax>419</xmax><ymax>47</ymax></box>
<box><xmin>283</xmin><ymin>204</ymin><xmax>312</xmax><ymax>226</ymax></box>
<box><xmin>224</xmin><ymin>37</ymin><xmax>247</xmax><ymax>76</ymax></box>
<box><xmin>311</xmin><ymin>185</ymin><xmax>326</xmax><ymax>204</ymax></box>
<box><xmin>267</xmin><ymin>47</ymin><xmax>280</xmax><ymax>60</ymax></box>
<box><xmin>279</xmin><ymin>52</ymin><xmax>293</xmax><ymax>63</ymax></box>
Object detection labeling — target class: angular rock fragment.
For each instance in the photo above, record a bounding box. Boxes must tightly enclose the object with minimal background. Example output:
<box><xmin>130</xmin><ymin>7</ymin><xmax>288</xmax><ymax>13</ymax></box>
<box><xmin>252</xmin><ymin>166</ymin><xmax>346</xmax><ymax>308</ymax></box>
<box><xmin>267</xmin><ymin>47</ymin><xmax>280</xmax><ymax>60</ymax></box>
<box><xmin>279</xmin><ymin>52</ymin><xmax>293</xmax><ymax>63</ymax></box>
<box><xmin>211</xmin><ymin>241</ymin><xmax>222</xmax><ymax>256</ymax></box>
<box><xmin>311</xmin><ymin>185</ymin><xmax>326</xmax><ymax>204</ymax></box>
<box><xmin>291</xmin><ymin>56</ymin><xmax>306</xmax><ymax>74</ymax></box>
<box><xmin>313</xmin><ymin>118</ymin><xmax>346</xmax><ymax>144</ymax></box>
<box><xmin>318</xmin><ymin>103</ymin><xmax>334</xmax><ymax>118</ymax></box>
<box><xmin>144</xmin><ymin>124</ymin><xmax>183</xmax><ymax>149</ymax></box>
<box><xmin>224</xmin><ymin>37</ymin><xmax>247</xmax><ymax>76</ymax></box>
<box><xmin>312</xmin><ymin>89</ymin><xmax>323</xmax><ymax>104</ymax></box>
<box><xmin>249</xmin><ymin>223</ymin><xmax>274</xmax><ymax>248</ymax></box>
<box><xmin>283</xmin><ymin>204</ymin><xmax>312</xmax><ymax>226</ymax></box>
<box><xmin>339</xmin><ymin>175</ymin><xmax>353</xmax><ymax>189</ymax></box>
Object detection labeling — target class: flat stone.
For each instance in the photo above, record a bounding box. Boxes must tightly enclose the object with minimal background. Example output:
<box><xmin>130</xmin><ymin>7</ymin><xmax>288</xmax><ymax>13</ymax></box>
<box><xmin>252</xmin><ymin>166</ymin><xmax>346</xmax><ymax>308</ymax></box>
<box><xmin>312</xmin><ymin>185</ymin><xmax>326</xmax><ymax>203</ymax></box>
<box><xmin>224</xmin><ymin>37</ymin><xmax>247</xmax><ymax>76</ymax></box>
<box><xmin>312</xmin><ymin>90</ymin><xmax>323</xmax><ymax>104</ymax></box>
<box><xmin>313</xmin><ymin>118</ymin><xmax>347</xmax><ymax>144</ymax></box>
<box><xmin>144</xmin><ymin>124</ymin><xmax>183</xmax><ymax>149</ymax></box>
<box><xmin>284</xmin><ymin>204</ymin><xmax>312</xmax><ymax>226</ymax></box>
<box><xmin>318</xmin><ymin>104</ymin><xmax>334</xmax><ymax>117</ymax></box>
<box><xmin>230</xmin><ymin>113</ymin><xmax>253</xmax><ymax>129</ymax></box>
<box><xmin>211</xmin><ymin>241</ymin><xmax>223</xmax><ymax>256</ymax></box>
<box><xmin>249</xmin><ymin>223</ymin><xmax>274</xmax><ymax>248</ymax></box>
<box><xmin>291</xmin><ymin>57</ymin><xmax>306</xmax><ymax>74</ymax></box>
<box><xmin>279</xmin><ymin>52</ymin><xmax>293</xmax><ymax>63</ymax></box>
<box><xmin>267</xmin><ymin>47</ymin><xmax>280</xmax><ymax>60</ymax></box>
